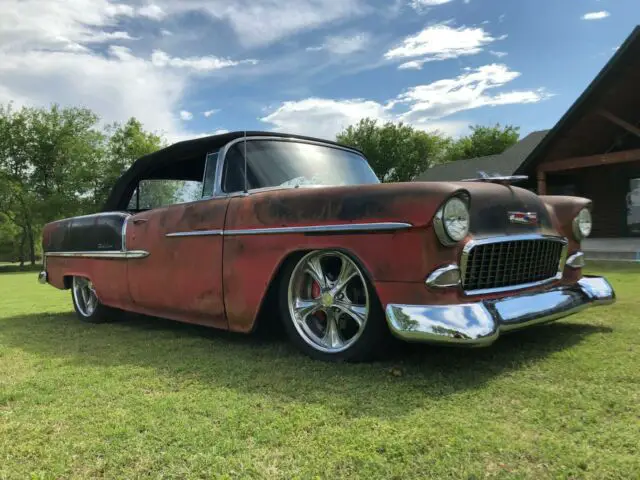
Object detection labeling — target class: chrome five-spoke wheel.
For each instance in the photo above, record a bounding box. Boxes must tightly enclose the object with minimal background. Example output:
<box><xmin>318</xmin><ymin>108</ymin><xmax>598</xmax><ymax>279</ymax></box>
<box><xmin>281</xmin><ymin>250</ymin><xmax>387</xmax><ymax>361</ymax></box>
<box><xmin>73</xmin><ymin>277</ymin><xmax>98</xmax><ymax>317</ymax></box>
<box><xmin>71</xmin><ymin>276</ymin><xmax>113</xmax><ymax>323</ymax></box>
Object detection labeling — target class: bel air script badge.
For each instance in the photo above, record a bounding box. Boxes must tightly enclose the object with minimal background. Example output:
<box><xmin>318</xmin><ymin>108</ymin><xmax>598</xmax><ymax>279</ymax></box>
<box><xmin>508</xmin><ymin>211</ymin><xmax>538</xmax><ymax>225</ymax></box>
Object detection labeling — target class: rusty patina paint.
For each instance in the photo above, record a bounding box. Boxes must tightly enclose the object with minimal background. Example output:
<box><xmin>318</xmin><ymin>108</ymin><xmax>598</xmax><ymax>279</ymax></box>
<box><xmin>42</xmin><ymin>179</ymin><xmax>592</xmax><ymax>335</ymax></box>
<box><xmin>222</xmin><ymin>182</ymin><xmax>468</xmax><ymax>332</ymax></box>
<box><xmin>125</xmin><ymin>198</ymin><xmax>230</xmax><ymax>329</ymax></box>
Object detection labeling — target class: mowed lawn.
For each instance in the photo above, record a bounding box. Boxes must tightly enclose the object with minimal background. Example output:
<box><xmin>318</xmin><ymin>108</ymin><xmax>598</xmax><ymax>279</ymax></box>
<box><xmin>1</xmin><ymin>264</ymin><xmax>639</xmax><ymax>479</ymax></box>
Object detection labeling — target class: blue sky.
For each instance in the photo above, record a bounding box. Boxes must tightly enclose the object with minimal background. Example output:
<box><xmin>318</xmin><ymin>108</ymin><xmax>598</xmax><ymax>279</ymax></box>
<box><xmin>0</xmin><ymin>0</ymin><xmax>638</xmax><ymax>142</ymax></box>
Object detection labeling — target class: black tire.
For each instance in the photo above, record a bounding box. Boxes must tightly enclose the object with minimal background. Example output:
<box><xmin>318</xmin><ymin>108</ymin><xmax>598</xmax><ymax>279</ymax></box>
<box><xmin>278</xmin><ymin>250</ymin><xmax>389</xmax><ymax>362</ymax></box>
<box><xmin>71</xmin><ymin>276</ymin><xmax>117</xmax><ymax>323</ymax></box>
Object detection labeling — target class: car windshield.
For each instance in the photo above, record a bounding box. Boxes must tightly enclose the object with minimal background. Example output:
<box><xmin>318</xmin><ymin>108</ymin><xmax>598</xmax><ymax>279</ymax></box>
<box><xmin>221</xmin><ymin>139</ymin><xmax>379</xmax><ymax>192</ymax></box>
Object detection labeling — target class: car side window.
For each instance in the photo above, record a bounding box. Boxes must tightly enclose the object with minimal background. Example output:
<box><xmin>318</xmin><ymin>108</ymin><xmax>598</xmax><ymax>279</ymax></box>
<box><xmin>222</xmin><ymin>143</ymin><xmax>257</xmax><ymax>192</ymax></box>
<box><xmin>201</xmin><ymin>151</ymin><xmax>218</xmax><ymax>198</ymax></box>
<box><xmin>127</xmin><ymin>179</ymin><xmax>203</xmax><ymax>211</ymax></box>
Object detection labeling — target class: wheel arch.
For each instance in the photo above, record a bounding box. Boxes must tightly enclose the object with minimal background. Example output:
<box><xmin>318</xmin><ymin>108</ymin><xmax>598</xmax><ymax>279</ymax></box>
<box><xmin>249</xmin><ymin>246</ymin><xmax>382</xmax><ymax>335</ymax></box>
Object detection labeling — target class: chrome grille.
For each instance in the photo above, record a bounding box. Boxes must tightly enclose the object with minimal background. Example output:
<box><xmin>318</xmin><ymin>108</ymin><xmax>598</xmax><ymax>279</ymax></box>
<box><xmin>461</xmin><ymin>237</ymin><xmax>566</xmax><ymax>293</ymax></box>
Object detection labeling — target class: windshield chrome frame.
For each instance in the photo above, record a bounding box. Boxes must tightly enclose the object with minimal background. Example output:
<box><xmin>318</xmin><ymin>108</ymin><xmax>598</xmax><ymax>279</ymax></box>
<box><xmin>207</xmin><ymin>135</ymin><xmax>375</xmax><ymax>199</ymax></box>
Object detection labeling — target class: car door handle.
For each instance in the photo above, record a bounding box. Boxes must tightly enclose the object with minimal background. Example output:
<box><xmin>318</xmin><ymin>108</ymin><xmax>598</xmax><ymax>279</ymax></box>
<box><xmin>132</xmin><ymin>218</ymin><xmax>149</xmax><ymax>225</ymax></box>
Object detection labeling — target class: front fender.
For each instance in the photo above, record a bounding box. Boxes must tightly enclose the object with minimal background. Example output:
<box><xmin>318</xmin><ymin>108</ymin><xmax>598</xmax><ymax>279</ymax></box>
<box><xmin>540</xmin><ymin>195</ymin><xmax>591</xmax><ymax>249</ymax></box>
<box><xmin>221</xmin><ymin>183</ymin><xmax>467</xmax><ymax>333</ymax></box>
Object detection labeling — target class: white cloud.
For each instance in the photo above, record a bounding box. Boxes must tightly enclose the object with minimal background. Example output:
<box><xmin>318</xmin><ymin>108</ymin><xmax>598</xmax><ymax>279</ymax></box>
<box><xmin>398</xmin><ymin>60</ymin><xmax>428</xmax><ymax>70</ymax></box>
<box><xmin>0</xmin><ymin>47</ymin><xmax>188</xmax><ymax>142</ymax></box>
<box><xmin>384</xmin><ymin>24</ymin><xmax>504</xmax><ymax>65</ymax></box>
<box><xmin>395</xmin><ymin>64</ymin><xmax>549</xmax><ymax>122</ymax></box>
<box><xmin>155</xmin><ymin>0</ymin><xmax>366</xmax><ymax>48</ymax></box>
<box><xmin>261</xmin><ymin>98</ymin><xmax>390</xmax><ymax>140</ymax></box>
<box><xmin>0</xmin><ymin>0</ymin><xmax>138</xmax><ymax>52</ymax></box>
<box><xmin>582</xmin><ymin>11</ymin><xmax>610</xmax><ymax>20</ymax></box>
<box><xmin>86</xmin><ymin>31</ymin><xmax>138</xmax><ymax>42</ymax></box>
<box><xmin>180</xmin><ymin>110</ymin><xmax>193</xmax><ymax>121</ymax></box>
<box><xmin>306</xmin><ymin>33</ymin><xmax>370</xmax><ymax>55</ymax></box>
<box><xmin>261</xmin><ymin>64</ymin><xmax>548</xmax><ymax>139</ymax></box>
<box><xmin>489</xmin><ymin>50</ymin><xmax>508</xmax><ymax>58</ymax></box>
<box><xmin>410</xmin><ymin>0</ymin><xmax>454</xmax><ymax>9</ymax></box>
<box><xmin>203</xmin><ymin>109</ymin><xmax>220</xmax><ymax>117</ymax></box>
<box><xmin>0</xmin><ymin>1</ymin><xmax>259</xmax><ymax>143</ymax></box>
<box><xmin>213</xmin><ymin>129</ymin><xmax>229</xmax><ymax>135</ymax></box>
<box><xmin>138</xmin><ymin>4</ymin><xmax>167</xmax><ymax>20</ymax></box>
<box><xmin>151</xmin><ymin>50</ymin><xmax>258</xmax><ymax>72</ymax></box>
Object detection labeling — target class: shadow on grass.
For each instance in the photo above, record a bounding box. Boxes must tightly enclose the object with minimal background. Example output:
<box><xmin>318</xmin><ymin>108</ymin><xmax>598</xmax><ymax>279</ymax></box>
<box><xmin>0</xmin><ymin>264</ymin><xmax>42</xmax><ymax>274</ymax></box>
<box><xmin>0</xmin><ymin>311</ymin><xmax>612</xmax><ymax>418</ymax></box>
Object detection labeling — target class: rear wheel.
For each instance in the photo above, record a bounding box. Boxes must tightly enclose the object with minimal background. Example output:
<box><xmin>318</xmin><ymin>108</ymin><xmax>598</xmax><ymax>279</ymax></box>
<box><xmin>71</xmin><ymin>276</ymin><xmax>116</xmax><ymax>323</ymax></box>
<box><xmin>279</xmin><ymin>250</ymin><xmax>388</xmax><ymax>362</ymax></box>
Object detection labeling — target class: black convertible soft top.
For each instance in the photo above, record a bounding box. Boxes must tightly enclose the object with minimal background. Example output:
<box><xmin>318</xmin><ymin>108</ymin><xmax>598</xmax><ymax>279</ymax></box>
<box><xmin>102</xmin><ymin>131</ymin><xmax>359</xmax><ymax>211</ymax></box>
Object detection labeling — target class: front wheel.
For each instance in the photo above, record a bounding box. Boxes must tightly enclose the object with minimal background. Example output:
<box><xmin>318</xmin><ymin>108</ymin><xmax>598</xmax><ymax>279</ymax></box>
<box><xmin>71</xmin><ymin>276</ymin><xmax>116</xmax><ymax>323</ymax></box>
<box><xmin>279</xmin><ymin>250</ymin><xmax>388</xmax><ymax>362</ymax></box>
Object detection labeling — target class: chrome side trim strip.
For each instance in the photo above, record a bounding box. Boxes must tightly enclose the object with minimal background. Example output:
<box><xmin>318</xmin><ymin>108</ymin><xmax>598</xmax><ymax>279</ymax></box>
<box><xmin>49</xmin><ymin>211</ymin><xmax>131</xmax><ymax>225</ymax></box>
<box><xmin>166</xmin><ymin>229</ymin><xmax>224</xmax><ymax>237</ymax></box>
<box><xmin>165</xmin><ymin>222</ymin><xmax>412</xmax><ymax>238</ymax></box>
<box><xmin>460</xmin><ymin>234</ymin><xmax>568</xmax><ymax>296</ymax></box>
<box><xmin>224</xmin><ymin>222</ymin><xmax>412</xmax><ymax>236</ymax></box>
<box><xmin>45</xmin><ymin>251</ymin><xmax>149</xmax><ymax>259</ymax></box>
<box><xmin>121</xmin><ymin>217</ymin><xmax>128</xmax><ymax>251</ymax></box>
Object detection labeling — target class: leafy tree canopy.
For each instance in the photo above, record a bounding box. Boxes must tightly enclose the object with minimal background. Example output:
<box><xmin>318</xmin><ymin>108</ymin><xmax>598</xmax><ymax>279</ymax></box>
<box><xmin>446</xmin><ymin>124</ymin><xmax>520</xmax><ymax>162</ymax></box>
<box><xmin>0</xmin><ymin>103</ymin><xmax>164</xmax><ymax>265</ymax></box>
<box><xmin>336</xmin><ymin>118</ymin><xmax>452</xmax><ymax>182</ymax></box>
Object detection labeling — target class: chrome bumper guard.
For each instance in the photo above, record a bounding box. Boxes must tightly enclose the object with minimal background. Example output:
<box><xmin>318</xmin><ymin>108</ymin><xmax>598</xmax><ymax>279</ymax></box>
<box><xmin>385</xmin><ymin>276</ymin><xmax>615</xmax><ymax>346</ymax></box>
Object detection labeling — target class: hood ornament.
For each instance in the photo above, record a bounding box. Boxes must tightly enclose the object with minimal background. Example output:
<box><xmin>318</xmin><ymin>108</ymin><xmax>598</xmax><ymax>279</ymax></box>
<box><xmin>462</xmin><ymin>171</ymin><xmax>529</xmax><ymax>184</ymax></box>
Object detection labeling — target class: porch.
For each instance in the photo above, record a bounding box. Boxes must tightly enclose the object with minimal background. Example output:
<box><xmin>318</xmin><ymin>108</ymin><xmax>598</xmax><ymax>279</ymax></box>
<box><xmin>583</xmin><ymin>237</ymin><xmax>640</xmax><ymax>262</ymax></box>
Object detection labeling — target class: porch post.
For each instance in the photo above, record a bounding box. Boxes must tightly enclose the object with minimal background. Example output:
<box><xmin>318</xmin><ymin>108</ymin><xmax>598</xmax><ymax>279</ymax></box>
<box><xmin>537</xmin><ymin>170</ymin><xmax>547</xmax><ymax>195</ymax></box>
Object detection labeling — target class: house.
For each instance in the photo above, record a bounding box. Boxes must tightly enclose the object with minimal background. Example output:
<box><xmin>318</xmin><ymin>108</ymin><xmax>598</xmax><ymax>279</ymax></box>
<box><xmin>417</xmin><ymin>25</ymin><xmax>640</xmax><ymax>244</ymax></box>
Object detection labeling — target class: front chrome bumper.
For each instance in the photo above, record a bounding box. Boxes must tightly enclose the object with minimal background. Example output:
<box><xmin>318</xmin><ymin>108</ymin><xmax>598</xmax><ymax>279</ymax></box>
<box><xmin>385</xmin><ymin>276</ymin><xmax>615</xmax><ymax>346</ymax></box>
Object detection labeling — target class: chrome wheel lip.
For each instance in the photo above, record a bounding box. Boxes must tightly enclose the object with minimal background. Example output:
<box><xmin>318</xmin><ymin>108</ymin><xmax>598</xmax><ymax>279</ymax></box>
<box><xmin>72</xmin><ymin>276</ymin><xmax>98</xmax><ymax>317</ymax></box>
<box><xmin>287</xmin><ymin>250</ymin><xmax>370</xmax><ymax>354</ymax></box>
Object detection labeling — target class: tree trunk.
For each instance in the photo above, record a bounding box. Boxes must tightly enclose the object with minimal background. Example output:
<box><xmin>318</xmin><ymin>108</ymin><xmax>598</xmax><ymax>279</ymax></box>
<box><xmin>27</xmin><ymin>222</ymin><xmax>36</xmax><ymax>266</ymax></box>
<box><xmin>18</xmin><ymin>227</ymin><xmax>26</xmax><ymax>268</ymax></box>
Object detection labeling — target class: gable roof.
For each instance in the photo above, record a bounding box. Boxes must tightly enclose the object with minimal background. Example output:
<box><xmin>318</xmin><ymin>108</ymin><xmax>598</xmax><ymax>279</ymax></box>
<box><xmin>516</xmin><ymin>25</ymin><xmax>640</xmax><ymax>175</ymax></box>
<box><xmin>415</xmin><ymin>130</ymin><xmax>548</xmax><ymax>182</ymax></box>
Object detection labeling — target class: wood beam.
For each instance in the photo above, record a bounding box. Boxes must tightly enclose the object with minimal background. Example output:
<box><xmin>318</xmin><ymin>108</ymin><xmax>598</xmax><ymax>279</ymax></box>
<box><xmin>538</xmin><ymin>148</ymin><xmax>640</xmax><ymax>173</ymax></box>
<box><xmin>597</xmin><ymin>110</ymin><xmax>640</xmax><ymax>139</ymax></box>
<box><xmin>536</xmin><ymin>170</ymin><xmax>547</xmax><ymax>195</ymax></box>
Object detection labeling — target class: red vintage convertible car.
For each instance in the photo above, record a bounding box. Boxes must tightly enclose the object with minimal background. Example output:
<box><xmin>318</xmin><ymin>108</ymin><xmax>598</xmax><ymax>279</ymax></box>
<box><xmin>39</xmin><ymin>131</ymin><xmax>615</xmax><ymax>361</ymax></box>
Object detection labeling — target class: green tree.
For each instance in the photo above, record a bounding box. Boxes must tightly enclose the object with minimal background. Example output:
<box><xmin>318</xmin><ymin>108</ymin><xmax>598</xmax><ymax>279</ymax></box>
<box><xmin>336</xmin><ymin>118</ymin><xmax>451</xmax><ymax>182</ymax></box>
<box><xmin>97</xmin><ymin>118</ymin><xmax>166</xmax><ymax>207</ymax></box>
<box><xmin>0</xmin><ymin>212</ymin><xmax>20</xmax><ymax>262</ymax></box>
<box><xmin>446</xmin><ymin>124</ymin><xmax>520</xmax><ymax>161</ymax></box>
<box><xmin>0</xmin><ymin>104</ymin><xmax>166</xmax><ymax>265</ymax></box>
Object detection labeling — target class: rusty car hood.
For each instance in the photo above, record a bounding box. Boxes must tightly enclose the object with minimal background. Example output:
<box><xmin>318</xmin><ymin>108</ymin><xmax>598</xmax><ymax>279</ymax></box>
<box><xmin>445</xmin><ymin>181</ymin><xmax>558</xmax><ymax>237</ymax></box>
<box><xmin>225</xmin><ymin>181</ymin><xmax>558</xmax><ymax>237</ymax></box>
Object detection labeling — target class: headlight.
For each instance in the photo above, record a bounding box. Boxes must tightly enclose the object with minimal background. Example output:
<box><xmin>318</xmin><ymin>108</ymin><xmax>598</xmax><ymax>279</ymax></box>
<box><xmin>435</xmin><ymin>196</ymin><xmax>470</xmax><ymax>246</ymax></box>
<box><xmin>572</xmin><ymin>208</ymin><xmax>592</xmax><ymax>240</ymax></box>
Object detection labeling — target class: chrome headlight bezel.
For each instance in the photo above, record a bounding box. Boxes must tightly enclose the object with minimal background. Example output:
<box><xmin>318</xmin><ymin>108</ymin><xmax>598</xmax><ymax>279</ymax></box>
<box><xmin>434</xmin><ymin>195</ymin><xmax>470</xmax><ymax>246</ymax></box>
<box><xmin>572</xmin><ymin>207</ymin><xmax>592</xmax><ymax>240</ymax></box>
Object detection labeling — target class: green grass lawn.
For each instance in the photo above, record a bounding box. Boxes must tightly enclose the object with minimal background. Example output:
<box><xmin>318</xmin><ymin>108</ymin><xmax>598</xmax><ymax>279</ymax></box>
<box><xmin>1</xmin><ymin>265</ymin><xmax>639</xmax><ymax>479</ymax></box>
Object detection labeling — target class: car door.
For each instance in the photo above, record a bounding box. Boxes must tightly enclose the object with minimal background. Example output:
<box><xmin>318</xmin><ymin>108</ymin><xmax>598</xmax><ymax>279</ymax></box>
<box><xmin>125</xmin><ymin>152</ymin><xmax>230</xmax><ymax>328</ymax></box>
